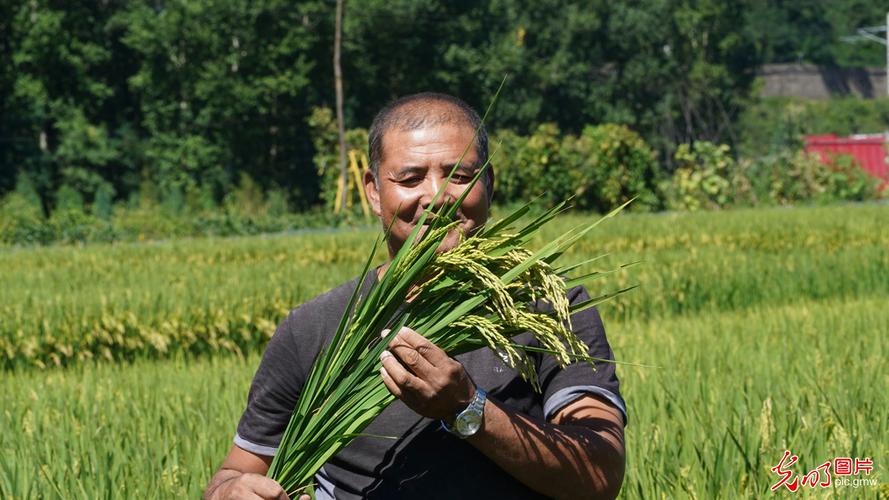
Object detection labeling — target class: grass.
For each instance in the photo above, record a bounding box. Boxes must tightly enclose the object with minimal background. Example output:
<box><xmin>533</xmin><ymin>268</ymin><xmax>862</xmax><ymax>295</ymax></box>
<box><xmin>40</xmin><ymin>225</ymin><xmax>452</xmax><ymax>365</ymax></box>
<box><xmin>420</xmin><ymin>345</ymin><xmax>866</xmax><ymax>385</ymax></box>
<box><xmin>1</xmin><ymin>203</ymin><xmax>887</xmax><ymax>497</ymax></box>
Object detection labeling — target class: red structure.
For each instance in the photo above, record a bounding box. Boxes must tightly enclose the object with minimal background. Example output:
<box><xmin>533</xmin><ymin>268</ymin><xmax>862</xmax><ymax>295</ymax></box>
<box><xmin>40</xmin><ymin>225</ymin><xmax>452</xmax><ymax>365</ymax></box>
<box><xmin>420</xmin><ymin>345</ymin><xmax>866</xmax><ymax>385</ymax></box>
<box><xmin>804</xmin><ymin>133</ymin><xmax>888</xmax><ymax>180</ymax></box>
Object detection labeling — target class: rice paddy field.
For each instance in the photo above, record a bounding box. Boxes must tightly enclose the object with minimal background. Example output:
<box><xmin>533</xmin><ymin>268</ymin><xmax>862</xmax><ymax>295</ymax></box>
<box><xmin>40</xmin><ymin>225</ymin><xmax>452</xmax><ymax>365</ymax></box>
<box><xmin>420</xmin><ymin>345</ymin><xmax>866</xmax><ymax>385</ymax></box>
<box><xmin>1</xmin><ymin>203</ymin><xmax>887</xmax><ymax>498</ymax></box>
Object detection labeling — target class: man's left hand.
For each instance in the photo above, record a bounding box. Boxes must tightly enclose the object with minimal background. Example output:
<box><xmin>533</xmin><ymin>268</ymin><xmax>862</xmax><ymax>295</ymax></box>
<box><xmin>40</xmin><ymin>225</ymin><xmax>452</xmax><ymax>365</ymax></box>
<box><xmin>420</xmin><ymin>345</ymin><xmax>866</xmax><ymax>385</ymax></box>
<box><xmin>379</xmin><ymin>326</ymin><xmax>476</xmax><ymax>422</ymax></box>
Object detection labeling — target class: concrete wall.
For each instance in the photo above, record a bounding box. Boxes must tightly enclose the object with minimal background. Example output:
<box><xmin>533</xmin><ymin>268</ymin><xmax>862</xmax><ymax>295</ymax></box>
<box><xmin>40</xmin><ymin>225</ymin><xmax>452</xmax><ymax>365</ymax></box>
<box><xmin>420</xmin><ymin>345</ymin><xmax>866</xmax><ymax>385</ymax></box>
<box><xmin>758</xmin><ymin>64</ymin><xmax>887</xmax><ymax>99</ymax></box>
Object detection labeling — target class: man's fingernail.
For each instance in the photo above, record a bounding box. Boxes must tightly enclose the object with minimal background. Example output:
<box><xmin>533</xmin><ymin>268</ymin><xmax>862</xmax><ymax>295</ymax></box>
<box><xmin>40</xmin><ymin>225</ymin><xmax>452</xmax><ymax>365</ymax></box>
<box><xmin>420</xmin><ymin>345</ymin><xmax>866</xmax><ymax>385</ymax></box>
<box><xmin>381</xmin><ymin>328</ymin><xmax>391</xmax><ymax>339</ymax></box>
<box><xmin>380</xmin><ymin>350</ymin><xmax>391</xmax><ymax>360</ymax></box>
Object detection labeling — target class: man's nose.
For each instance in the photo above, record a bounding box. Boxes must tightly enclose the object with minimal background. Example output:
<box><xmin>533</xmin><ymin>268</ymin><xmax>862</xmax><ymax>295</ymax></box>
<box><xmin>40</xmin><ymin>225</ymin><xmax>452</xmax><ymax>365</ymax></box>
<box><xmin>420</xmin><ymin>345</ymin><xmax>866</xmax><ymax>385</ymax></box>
<box><xmin>420</xmin><ymin>175</ymin><xmax>457</xmax><ymax>210</ymax></box>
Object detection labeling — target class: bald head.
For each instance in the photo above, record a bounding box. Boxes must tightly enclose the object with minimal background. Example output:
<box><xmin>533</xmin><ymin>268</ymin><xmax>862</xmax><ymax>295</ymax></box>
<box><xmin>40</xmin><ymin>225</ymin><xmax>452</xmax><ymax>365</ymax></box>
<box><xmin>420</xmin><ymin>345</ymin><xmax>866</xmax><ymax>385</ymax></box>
<box><xmin>367</xmin><ymin>93</ymin><xmax>489</xmax><ymax>181</ymax></box>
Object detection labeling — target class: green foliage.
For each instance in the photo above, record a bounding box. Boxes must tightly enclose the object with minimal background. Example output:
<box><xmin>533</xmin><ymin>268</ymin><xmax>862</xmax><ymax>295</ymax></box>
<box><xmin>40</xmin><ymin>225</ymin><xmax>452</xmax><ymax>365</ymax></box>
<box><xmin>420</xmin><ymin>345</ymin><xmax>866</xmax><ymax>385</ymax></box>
<box><xmin>820</xmin><ymin>154</ymin><xmax>883</xmax><ymax>202</ymax></box>
<box><xmin>2</xmin><ymin>0</ymin><xmax>326</xmax><ymax>208</ymax></box>
<box><xmin>1</xmin><ymin>0</ymin><xmax>771</xmax><ymax>208</ymax></box>
<box><xmin>665</xmin><ymin>141</ymin><xmax>884</xmax><ymax>211</ymax></box>
<box><xmin>493</xmin><ymin>123</ymin><xmax>567</xmax><ymax>206</ymax></box>
<box><xmin>117</xmin><ymin>0</ymin><xmax>323</xmax><ymax>201</ymax></box>
<box><xmin>224</xmin><ymin>173</ymin><xmax>266</xmax><ymax>216</ymax></box>
<box><xmin>266</xmin><ymin>188</ymin><xmax>290</xmax><ymax>217</ymax></box>
<box><xmin>54</xmin><ymin>184</ymin><xmax>84</xmax><ymax>213</ymax></box>
<box><xmin>14</xmin><ymin>171</ymin><xmax>43</xmax><ymax>211</ymax></box>
<box><xmin>741</xmin><ymin>151</ymin><xmax>882</xmax><ymax>206</ymax></box>
<box><xmin>744</xmin><ymin>0</ymin><xmax>887</xmax><ymax>67</ymax></box>
<box><xmin>0</xmin><ymin>193</ymin><xmax>53</xmax><ymax>245</ymax></box>
<box><xmin>48</xmin><ymin>209</ymin><xmax>115</xmax><ymax>245</ymax></box>
<box><xmin>0</xmin><ymin>188</ymin><xmax>118</xmax><ymax>246</ymax></box>
<box><xmin>1</xmin><ymin>0</ymin><xmax>886</xmax><ymax>228</ymax></box>
<box><xmin>339</xmin><ymin>0</ymin><xmax>758</xmax><ymax>154</ymax></box>
<box><xmin>0</xmin><ymin>189</ymin><xmax>348</xmax><ymax>247</ymax></box>
<box><xmin>92</xmin><ymin>181</ymin><xmax>115</xmax><ymax>220</ymax></box>
<box><xmin>577</xmin><ymin>124</ymin><xmax>661</xmax><ymax>212</ymax></box>
<box><xmin>495</xmin><ymin>123</ymin><xmax>663</xmax><ymax>212</ymax></box>
<box><xmin>663</xmin><ymin>142</ymin><xmax>736</xmax><ymax>211</ymax></box>
<box><xmin>4</xmin><ymin>1</ymin><xmax>125</xmax><ymax>202</ymax></box>
<box><xmin>104</xmin><ymin>206</ymin><xmax>345</xmax><ymax>243</ymax></box>
<box><xmin>55</xmin><ymin>106</ymin><xmax>119</xmax><ymax>194</ymax></box>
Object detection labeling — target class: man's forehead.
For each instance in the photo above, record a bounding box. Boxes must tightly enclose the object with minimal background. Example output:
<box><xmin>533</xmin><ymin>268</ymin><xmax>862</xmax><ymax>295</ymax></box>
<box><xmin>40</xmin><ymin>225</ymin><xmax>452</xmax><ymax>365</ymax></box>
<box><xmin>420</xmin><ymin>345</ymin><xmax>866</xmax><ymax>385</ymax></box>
<box><xmin>380</xmin><ymin>122</ymin><xmax>478</xmax><ymax>159</ymax></box>
<box><xmin>388</xmin><ymin>100</ymin><xmax>469</xmax><ymax>127</ymax></box>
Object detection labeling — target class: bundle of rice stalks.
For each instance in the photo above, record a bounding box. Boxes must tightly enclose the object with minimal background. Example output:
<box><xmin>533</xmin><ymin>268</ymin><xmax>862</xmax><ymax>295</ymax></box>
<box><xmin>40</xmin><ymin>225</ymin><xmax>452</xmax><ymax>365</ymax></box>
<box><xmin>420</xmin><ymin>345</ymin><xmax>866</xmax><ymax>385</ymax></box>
<box><xmin>267</xmin><ymin>155</ymin><xmax>633</xmax><ymax>494</ymax></box>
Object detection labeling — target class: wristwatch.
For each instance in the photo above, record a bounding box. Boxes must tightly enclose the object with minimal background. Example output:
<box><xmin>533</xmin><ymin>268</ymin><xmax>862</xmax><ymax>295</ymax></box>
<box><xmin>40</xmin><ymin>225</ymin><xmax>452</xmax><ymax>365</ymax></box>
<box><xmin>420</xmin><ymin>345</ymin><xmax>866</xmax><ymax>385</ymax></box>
<box><xmin>441</xmin><ymin>387</ymin><xmax>487</xmax><ymax>439</ymax></box>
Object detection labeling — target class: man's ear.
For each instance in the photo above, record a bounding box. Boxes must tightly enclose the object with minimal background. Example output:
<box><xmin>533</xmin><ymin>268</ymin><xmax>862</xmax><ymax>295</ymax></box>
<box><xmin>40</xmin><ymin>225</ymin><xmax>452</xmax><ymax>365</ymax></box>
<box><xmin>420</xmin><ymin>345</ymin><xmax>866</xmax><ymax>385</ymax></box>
<box><xmin>364</xmin><ymin>169</ymin><xmax>382</xmax><ymax>217</ymax></box>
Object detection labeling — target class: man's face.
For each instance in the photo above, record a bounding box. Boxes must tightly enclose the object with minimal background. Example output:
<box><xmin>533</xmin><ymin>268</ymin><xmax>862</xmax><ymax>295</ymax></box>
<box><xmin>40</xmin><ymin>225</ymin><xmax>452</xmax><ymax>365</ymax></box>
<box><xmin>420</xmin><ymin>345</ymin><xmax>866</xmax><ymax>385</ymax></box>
<box><xmin>365</xmin><ymin>122</ymin><xmax>491</xmax><ymax>258</ymax></box>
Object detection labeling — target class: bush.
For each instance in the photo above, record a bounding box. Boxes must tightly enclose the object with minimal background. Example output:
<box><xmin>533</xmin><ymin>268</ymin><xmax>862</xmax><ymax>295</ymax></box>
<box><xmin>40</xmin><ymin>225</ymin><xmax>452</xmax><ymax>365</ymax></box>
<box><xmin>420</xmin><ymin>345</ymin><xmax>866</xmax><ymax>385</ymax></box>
<box><xmin>820</xmin><ymin>154</ymin><xmax>882</xmax><ymax>202</ymax></box>
<box><xmin>224</xmin><ymin>173</ymin><xmax>267</xmax><ymax>216</ymax></box>
<box><xmin>93</xmin><ymin>182</ymin><xmax>116</xmax><ymax>220</ymax></box>
<box><xmin>742</xmin><ymin>151</ymin><xmax>882</xmax><ymax>206</ymax></box>
<box><xmin>266</xmin><ymin>188</ymin><xmax>290</xmax><ymax>217</ymax></box>
<box><xmin>49</xmin><ymin>209</ymin><xmax>116</xmax><ymax>245</ymax></box>
<box><xmin>493</xmin><ymin>123</ymin><xmax>569</xmax><ymax>207</ymax></box>
<box><xmin>576</xmin><ymin>124</ymin><xmax>662</xmax><ymax>212</ymax></box>
<box><xmin>663</xmin><ymin>142</ymin><xmax>736</xmax><ymax>211</ymax></box>
<box><xmin>14</xmin><ymin>171</ymin><xmax>43</xmax><ymax>210</ymax></box>
<box><xmin>0</xmin><ymin>193</ymin><xmax>54</xmax><ymax>245</ymax></box>
<box><xmin>2</xmin><ymin>184</ymin><xmax>116</xmax><ymax>246</ymax></box>
<box><xmin>55</xmin><ymin>184</ymin><xmax>85</xmax><ymax>213</ymax></box>
<box><xmin>494</xmin><ymin>123</ymin><xmax>661</xmax><ymax>212</ymax></box>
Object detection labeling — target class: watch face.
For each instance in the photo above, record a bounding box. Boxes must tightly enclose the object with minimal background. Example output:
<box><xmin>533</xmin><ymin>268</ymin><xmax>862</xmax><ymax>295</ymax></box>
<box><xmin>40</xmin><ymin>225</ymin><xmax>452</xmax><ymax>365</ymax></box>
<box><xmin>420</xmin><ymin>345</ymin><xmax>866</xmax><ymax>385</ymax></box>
<box><xmin>455</xmin><ymin>410</ymin><xmax>483</xmax><ymax>436</ymax></box>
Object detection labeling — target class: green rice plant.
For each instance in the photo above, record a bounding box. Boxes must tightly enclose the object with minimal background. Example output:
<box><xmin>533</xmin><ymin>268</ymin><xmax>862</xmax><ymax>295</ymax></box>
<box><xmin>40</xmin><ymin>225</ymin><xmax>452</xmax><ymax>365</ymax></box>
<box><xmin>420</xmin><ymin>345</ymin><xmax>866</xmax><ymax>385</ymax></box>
<box><xmin>0</xmin><ymin>354</ymin><xmax>255</xmax><ymax>499</ymax></box>
<box><xmin>614</xmin><ymin>295</ymin><xmax>888</xmax><ymax>497</ymax></box>
<box><xmin>268</xmin><ymin>165</ymin><xmax>633</xmax><ymax>493</ymax></box>
<box><xmin>0</xmin><ymin>232</ymin><xmax>380</xmax><ymax>369</ymax></box>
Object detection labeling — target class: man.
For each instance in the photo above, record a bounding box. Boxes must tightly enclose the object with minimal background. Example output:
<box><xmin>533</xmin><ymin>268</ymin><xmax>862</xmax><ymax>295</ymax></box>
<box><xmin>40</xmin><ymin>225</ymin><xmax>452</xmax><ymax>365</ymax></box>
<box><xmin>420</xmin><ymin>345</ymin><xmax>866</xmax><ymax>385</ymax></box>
<box><xmin>205</xmin><ymin>93</ymin><xmax>627</xmax><ymax>500</ymax></box>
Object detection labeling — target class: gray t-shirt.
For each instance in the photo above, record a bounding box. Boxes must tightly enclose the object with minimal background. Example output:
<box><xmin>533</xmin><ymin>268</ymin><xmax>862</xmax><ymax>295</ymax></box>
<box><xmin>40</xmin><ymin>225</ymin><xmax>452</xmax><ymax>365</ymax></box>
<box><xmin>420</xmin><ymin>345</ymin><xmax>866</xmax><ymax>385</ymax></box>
<box><xmin>235</xmin><ymin>272</ymin><xmax>626</xmax><ymax>499</ymax></box>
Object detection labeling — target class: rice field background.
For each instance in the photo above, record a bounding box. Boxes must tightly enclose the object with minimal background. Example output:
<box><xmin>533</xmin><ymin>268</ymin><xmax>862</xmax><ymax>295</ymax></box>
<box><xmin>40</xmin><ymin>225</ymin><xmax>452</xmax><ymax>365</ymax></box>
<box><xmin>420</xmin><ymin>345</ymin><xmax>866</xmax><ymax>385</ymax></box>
<box><xmin>1</xmin><ymin>203</ymin><xmax>887</xmax><ymax>498</ymax></box>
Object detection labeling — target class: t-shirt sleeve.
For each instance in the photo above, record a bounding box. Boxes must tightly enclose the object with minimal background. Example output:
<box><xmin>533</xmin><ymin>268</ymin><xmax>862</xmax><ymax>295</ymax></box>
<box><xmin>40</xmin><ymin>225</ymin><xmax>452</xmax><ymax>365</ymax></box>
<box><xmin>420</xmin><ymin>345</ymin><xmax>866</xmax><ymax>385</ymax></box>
<box><xmin>234</xmin><ymin>309</ymin><xmax>316</xmax><ymax>456</ymax></box>
<box><xmin>537</xmin><ymin>285</ymin><xmax>627</xmax><ymax>424</ymax></box>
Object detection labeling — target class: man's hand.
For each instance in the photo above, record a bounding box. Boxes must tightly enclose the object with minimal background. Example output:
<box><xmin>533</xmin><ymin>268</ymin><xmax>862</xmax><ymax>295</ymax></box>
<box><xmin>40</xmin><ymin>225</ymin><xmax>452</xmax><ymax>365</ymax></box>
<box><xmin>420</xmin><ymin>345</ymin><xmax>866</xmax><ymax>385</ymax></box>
<box><xmin>204</xmin><ymin>445</ymin><xmax>310</xmax><ymax>500</ymax></box>
<box><xmin>379</xmin><ymin>326</ymin><xmax>475</xmax><ymax>421</ymax></box>
<box><xmin>207</xmin><ymin>472</ymin><xmax>300</xmax><ymax>500</ymax></box>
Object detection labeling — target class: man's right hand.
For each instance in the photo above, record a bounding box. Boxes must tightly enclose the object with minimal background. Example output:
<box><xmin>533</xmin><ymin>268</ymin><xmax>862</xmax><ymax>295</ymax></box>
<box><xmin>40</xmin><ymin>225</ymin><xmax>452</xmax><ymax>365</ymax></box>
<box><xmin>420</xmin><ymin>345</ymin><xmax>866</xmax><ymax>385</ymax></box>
<box><xmin>205</xmin><ymin>445</ymin><xmax>310</xmax><ymax>500</ymax></box>
<box><xmin>209</xmin><ymin>471</ymin><xmax>305</xmax><ymax>500</ymax></box>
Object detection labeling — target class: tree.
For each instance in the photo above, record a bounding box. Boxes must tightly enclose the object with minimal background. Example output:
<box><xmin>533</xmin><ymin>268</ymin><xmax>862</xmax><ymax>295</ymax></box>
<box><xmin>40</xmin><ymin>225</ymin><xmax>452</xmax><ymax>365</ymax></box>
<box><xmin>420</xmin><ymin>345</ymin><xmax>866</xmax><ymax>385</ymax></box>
<box><xmin>118</xmin><ymin>0</ymin><xmax>326</xmax><ymax>206</ymax></box>
<box><xmin>3</xmin><ymin>0</ymin><xmax>131</xmax><ymax>206</ymax></box>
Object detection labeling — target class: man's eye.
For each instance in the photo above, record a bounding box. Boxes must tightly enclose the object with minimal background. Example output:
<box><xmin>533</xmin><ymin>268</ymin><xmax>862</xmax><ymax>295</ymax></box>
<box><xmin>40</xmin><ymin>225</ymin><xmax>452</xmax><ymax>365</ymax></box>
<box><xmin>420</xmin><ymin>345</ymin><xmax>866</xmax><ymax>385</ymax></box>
<box><xmin>398</xmin><ymin>177</ymin><xmax>423</xmax><ymax>185</ymax></box>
